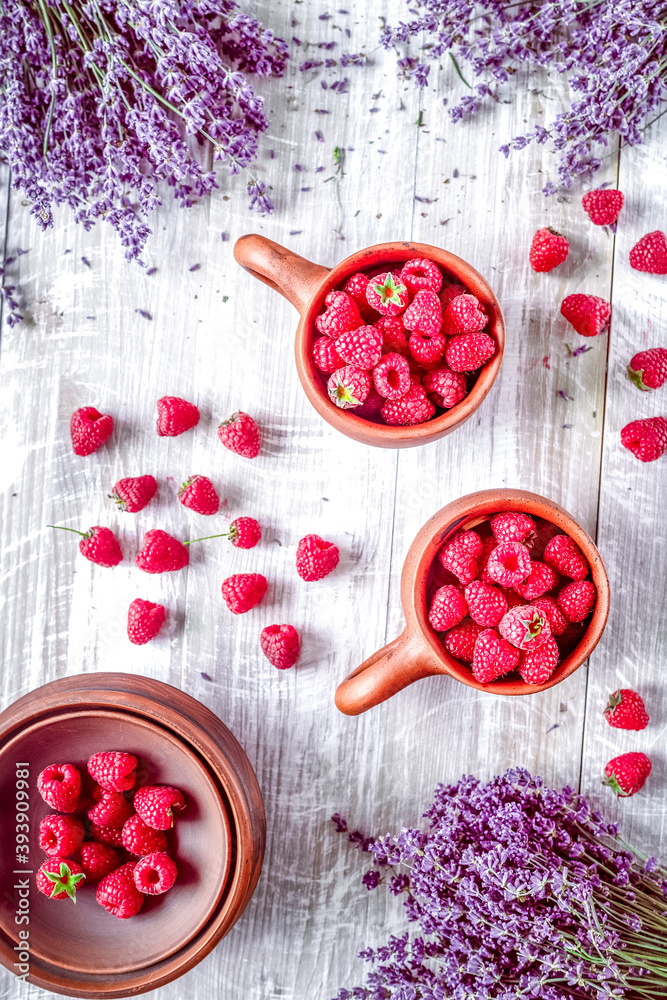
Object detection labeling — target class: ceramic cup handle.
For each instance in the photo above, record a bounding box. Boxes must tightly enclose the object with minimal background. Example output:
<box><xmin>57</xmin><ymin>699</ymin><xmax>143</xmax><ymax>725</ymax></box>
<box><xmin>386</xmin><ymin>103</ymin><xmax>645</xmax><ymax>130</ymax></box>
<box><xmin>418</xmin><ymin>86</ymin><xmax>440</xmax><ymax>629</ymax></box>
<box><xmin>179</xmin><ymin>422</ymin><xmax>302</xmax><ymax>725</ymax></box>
<box><xmin>234</xmin><ymin>235</ymin><xmax>330</xmax><ymax>315</ymax></box>
<box><xmin>334</xmin><ymin>631</ymin><xmax>441</xmax><ymax>716</ymax></box>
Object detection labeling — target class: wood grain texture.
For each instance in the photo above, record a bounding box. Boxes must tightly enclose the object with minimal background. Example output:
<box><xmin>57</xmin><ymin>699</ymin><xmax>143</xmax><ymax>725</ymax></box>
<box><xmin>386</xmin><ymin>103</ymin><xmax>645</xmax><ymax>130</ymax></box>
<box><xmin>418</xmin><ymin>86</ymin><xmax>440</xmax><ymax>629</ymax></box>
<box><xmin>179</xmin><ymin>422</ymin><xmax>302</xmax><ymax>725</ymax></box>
<box><xmin>0</xmin><ymin>2</ymin><xmax>665</xmax><ymax>998</ymax></box>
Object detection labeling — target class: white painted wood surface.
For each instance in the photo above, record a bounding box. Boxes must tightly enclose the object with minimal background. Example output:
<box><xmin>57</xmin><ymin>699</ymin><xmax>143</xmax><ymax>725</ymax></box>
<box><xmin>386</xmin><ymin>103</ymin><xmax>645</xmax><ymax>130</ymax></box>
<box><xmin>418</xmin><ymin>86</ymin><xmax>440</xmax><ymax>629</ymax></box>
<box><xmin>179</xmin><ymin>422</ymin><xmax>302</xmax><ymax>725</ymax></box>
<box><xmin>0</xmin><ymin>1</ymin><xmax>666</xmax><ymax>997</ymax></box>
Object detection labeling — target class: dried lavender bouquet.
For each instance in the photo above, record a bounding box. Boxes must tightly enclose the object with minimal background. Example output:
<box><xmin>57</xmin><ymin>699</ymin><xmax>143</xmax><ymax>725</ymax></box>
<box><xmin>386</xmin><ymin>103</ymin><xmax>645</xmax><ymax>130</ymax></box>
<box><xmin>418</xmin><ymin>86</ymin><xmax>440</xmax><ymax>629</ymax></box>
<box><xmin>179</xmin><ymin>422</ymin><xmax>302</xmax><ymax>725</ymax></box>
<box><xmin>333</xmin><ymin>769</ymin><xmax>667</xmax><ymax>999</ymax></box>
<box><xmin>0</xmin><ymin>0</ymin><xmax>287</xmax><ymax>263</ymax></box>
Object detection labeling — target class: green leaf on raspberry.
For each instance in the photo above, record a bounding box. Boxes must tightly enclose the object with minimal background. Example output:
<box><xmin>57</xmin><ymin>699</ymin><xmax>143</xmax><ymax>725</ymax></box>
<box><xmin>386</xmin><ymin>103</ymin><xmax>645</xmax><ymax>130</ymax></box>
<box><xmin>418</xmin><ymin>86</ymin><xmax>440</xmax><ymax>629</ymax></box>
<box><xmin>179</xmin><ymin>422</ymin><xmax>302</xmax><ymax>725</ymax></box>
<box><xmin>372</xmin><ymin>273</ymin><xmax>407</xmax><ymax>306</ymax></box>
<box><xmin>44</xmin><ymin>862</ymin><xmax>85</xmax><ymax>901</ymax></box>
<box><xmin>523</xmin><ymin>612</ymin><xmax>546</xmax><ymax>643</ymax></box>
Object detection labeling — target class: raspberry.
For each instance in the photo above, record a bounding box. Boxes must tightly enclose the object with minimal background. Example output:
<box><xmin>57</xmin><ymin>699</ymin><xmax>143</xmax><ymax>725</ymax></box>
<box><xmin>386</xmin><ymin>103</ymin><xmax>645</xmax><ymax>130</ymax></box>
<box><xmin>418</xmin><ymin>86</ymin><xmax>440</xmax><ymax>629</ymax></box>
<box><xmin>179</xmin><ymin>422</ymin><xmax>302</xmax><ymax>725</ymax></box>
<box><xmin>355</xmin><ymin>387</ymin><xmax>385</xmax><ymax>418</ymax></box>
<box><xmin>529</xmin><ymin>519</ymin><xmax>561</xmax><ymax>560</ymax></box>
<box><xmin>365</xmin><ymin>272</ymin><xmax>409</xmax><ymax>316</ymax></box>
<box><xmin>604</xmin><ymin>689</ymin><xmax>649</xmax><ymax>731</ymax></box>
<box><xmin>37</xmin><ymin>763</ymin><xmax>81</xmax><ymax>813</ymax></box>
<box><xmin>472</xmin><ymin>629</ymin><xmax>520</xmax><ymax>683</ymax></box>
<box><xmin>478</xmin><ymin>535</ymin><xmax>499</xmax><ymax>585</ymax></box>
<box><xmin>89</xmin><ymin>821</ymin><xmax>125</xmax><ymax>847</ymax></box>
<box><xmin>312</xmin><ymin>336</ymin><xmax>345</xmax><ymax>373</ymax></box>
<box><xmin>380</xmin><ymin>381</ymin><xmax>435</xmax><ymax>425</ymax></box>
<box><xmin>445</xmin><ymin>333</ymin><xmax>495</xmax><ymax>372</ymax></box>
<box><xmin>400</xmin><ymin>258</ymin><xmax>443</xmax><ymax>295</ymax></box>
<box><xmin>134</xmin><ymin>785</ymin><xmax>185</xmax><ymax>830</ymax></box>
<box><xmin>342</xmin><ymin>272</ymin><xmax>375</xmax><ymax>321</ymax></box>
<box><xmin>222</xmin><ymin>573</ymin><xmax>268</xmax><ymax>613</ymax></box>
<box><xmin>464</xmin><ymin>580</ymin><xmax>508</xmax><ymax>627</ymax></box>
<box><xmin>316</xmin><ymin>290</ymin><xmax>363</xmax><ymax>336</ymax></box>
<box><xmin>439</xmin><ymin>284</ymin><xmax>468</xmax><ymax>308</ymax></box>
<box><xmin>260</xmin><ymin>624</ymin><xmax>301</xmax><ymax>669</ymax></box>
<box><xmin>133</xmin><ymin>852</ymin><xmax>178</xmax><ymax>895</ymax></box>
<box><xmin>402</xmin><ymin>289</ymin><xmax>443</xmax><ymax>336</ymax></box>
<box><xmin>518</xmin><ymin>635</ymin><xmax>560</xmax><ymax>685</ymax></box>
<box><xmin>70</xmin><ymin>406</ymin><xmax>113</xmax><ymax>456</ymax></box>
<box><xmin>49</xmin><ymin>524</ymin><xmax>123</xmax><ymax>568</ymax></box>
<box><xmin>89</xmin><ymin>787</ymin><xmax>134</xmax><ymax>827</ymax></box>
<box><xmin>629</xmin><ymin>231</ymin><xmax>667</xmax><ymax>274</ymax></box>
<box><xmin>178</xmin><ymin>475</ymin><xmax>220</xmax><ymax>515</ymax></box>
<box><xmin>485</xmin><ymin>541</ymin><xmax>532</xmax><ymax>588</ymax></box>
<box><xmin>335</xmin><ymin>325</ymin><xmax>383</xmax><ymax>369</ymax></box>
<box><xmin>376</xmin><ymin>316</ymin><xmax>410</xmax><ymax>357</ymax></box>
<box><xmin>441</xmin><ymin>294</ymin><xmax>488</xmax><ymax>335</ymax></box>
<box><xmin>531</xmin><ymin>596</ymin><xmax>568</xmax><ymax>636</ymax></box>
<box><xmin>514</xmin><ymin>561</ymin><xmax>559</xmax><ymax>600</ymax></box>
<box><xmin>122</xmin><ymin>813</ymin><xmax>169</xmax><ymax>855</ymax></box>
<box><xmin>438</xmin><ymin>530</ymin><xmax>483</xmax><ymax>585</ymax></box>
<box><xmin>557</xmin><ymin>580</ymin><xmax>596</xmax><ymax>622</ymax></box>
<box><xmin>603</xmin><ymin>752</ymin><xmax>652</xmax><ymax>797</ymax></box>
<box><xmin>422</xmin><ymin>366</ymin><xmax>467</xmax><ymax>408</ymax></box>
<box><xmin>36</xmin><ymin>858</ymin><xmax>85</xmax><ymax>901</ymax></box>
<box><xmin>498</xmin><ymin>605</ymin><xmax>551</xmax><ymax>650</ymax></box>
<box><xmin>97</xmin><ymin>862</ymin><xmax>144</xmax><ymax>918</ymax></box>
<box><xmin>621</xmin><ymin>416</ymin><xmax>667</xmax><ymax>462</ymax></box>
<box><xmin>227</xmin><ymin>516</ymin><xmax>261</xmax><ymax>549</ymax></box>
<box><xmin>428</xmin><ymin>585</ymin><xmax>468</xmax><ymax>632</ymax></box>
<box><xmin>561</xmin><ymin>294</ymin><xmax>611</xmax><ymax>338</ymax></box>
<box><xmin>296</xmin><ymin>534</ymin><xmax>339</xmax><ymax>581</ymax></box>
<box><xmin>408</xmin><ymin>332</ymin><xmax>447</xmax><ymax>369</ymax></box>
<box><xmin>582</xmin><ymin>188</ymin><xmax>624</xmax><ymax>226</ymax></box>
<box><xmin>543</xmin><ymin>534</ymin><xmax>588</xmax><ymax>581</ymax></box>
<box><xmin>490</xmin><ymin>512</ymin><xmax>536</xmax><ymax>544</ymax></box>
<box><xmin>111</xmin><ymin>474</ymin><xmax>157</xmax><ymax>513</ymax></box>
<box><xmin>501</xmin><ymin>588</ymin><xmax>527</xmax><ymax>611</ymax></box>
<box><xmin>443</xmin><ymin>620</ymin><xmax>484</xmax><ymax>662</ymax></box>
<box><xmin>156</xmin><ymin>396</ymin><xmax>200</xmax><ymax>436</ymax></box>
<box><xmin>79</xmin><ymin>843</ymin><xmax>120</xmax><ymax>883</ymax></box>
<box><xmin>136</xmin><ymin>529</ymin><xmax>188</xmax><ymax>573</ymax></box>
<box><xmin>373</xmin><ymin>352</ymin><xmax>411</xmax><ymax>399</ymax></box>
<box><xmin>327</xmin><ymin>365</ymin><xmax>372</xmax><ymax>409</ymax></box>
<box><xmin>627</xmin><ymin>348</ymin><xmax>667</xmax><ymax>391</ymax></box>
<box><xmin>127</xmin><ymin>598</ymin><xmax>167</xmax><ymax>644</ymax></box>
<box><xmin>88</xmin><ymin>752</ymin><xmax>137</xmax><ymax>792</ymax></box>
<box><xmin>218</xmin><ymin>411</ymin><xmax>261</xmax><ymax>458</ymax></box>
<box><xmin>39</xmin><ymin>815</ymin><xmax>85</xmax><ymax>857</ymax></box>
<box><xmin>529</xmin><ymin>227</ymin><xmax>569</xmax><ymax>272</ymax></box>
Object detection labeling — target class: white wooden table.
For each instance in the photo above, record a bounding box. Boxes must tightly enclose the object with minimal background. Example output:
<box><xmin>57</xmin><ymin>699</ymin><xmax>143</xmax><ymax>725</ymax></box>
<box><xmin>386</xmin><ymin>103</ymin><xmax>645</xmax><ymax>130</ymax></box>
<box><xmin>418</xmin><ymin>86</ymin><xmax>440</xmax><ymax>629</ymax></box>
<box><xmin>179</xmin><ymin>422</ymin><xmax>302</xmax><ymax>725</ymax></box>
<box><xmin>1</xmin><ymin>2</ymin><xmax>666</xmax><ymax>997</ymax></box>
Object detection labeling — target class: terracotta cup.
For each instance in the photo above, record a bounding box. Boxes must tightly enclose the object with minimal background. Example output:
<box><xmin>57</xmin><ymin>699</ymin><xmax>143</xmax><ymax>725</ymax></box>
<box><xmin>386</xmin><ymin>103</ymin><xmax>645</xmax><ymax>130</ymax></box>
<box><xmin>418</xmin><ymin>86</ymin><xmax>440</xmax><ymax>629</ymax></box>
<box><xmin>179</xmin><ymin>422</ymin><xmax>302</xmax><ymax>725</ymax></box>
<box><xmin>233</xmin><ymin>235</ymin><xmax>505</xmax><ymax>448</ymax></box>
<box><xmin>335</xmin><ymin>489</ymin><xmax>610</xmax><ymax>715</ymax></box>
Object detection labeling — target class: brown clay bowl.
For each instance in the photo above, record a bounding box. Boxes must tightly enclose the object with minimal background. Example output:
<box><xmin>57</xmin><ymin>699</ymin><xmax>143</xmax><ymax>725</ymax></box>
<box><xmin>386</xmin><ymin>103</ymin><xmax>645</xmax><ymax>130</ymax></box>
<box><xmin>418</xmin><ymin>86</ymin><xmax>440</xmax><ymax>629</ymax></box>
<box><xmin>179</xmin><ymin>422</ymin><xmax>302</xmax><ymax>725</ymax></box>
<box><xmin>335</xmin><ymin>489</ymin><xmax>610</xmax><ymax>715</ymax></box>
<box><xmin>233</xmin><ymin>235</ymin><xmax>505</xmax><ymax>448</ymax></box>
<box><xmin>0</xmin><ymin>674</ymin><xmax>265</xmax><ymax>998</ymax></box>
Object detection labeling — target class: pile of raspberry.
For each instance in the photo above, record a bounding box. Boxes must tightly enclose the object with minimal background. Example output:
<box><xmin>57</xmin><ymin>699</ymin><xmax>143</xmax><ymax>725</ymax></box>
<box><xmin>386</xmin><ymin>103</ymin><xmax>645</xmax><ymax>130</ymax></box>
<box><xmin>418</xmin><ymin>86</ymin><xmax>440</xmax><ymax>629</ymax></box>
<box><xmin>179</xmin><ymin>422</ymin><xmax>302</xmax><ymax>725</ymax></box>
<box><xmin>311</xmin><ymin>258</ymin><xmax>496</xmax><ymax>426</ymax></box>
<box><xmin>427</xmin><ymin>511</ymin><xmax>597</xmax><ymax>686</ymax></box>
<box><xmin>35</xmin><ymin>752</ymin><xmax>185</xmax><ymax>918</ymax></box>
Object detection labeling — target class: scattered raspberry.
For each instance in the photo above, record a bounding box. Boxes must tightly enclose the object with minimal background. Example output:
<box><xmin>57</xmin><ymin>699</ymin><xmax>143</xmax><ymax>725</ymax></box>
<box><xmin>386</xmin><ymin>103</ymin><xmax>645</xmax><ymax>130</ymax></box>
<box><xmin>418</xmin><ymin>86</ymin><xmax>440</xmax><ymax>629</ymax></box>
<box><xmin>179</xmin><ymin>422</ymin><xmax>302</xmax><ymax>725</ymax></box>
<box><xmin>621</xmin><ymin>416</ymin><xmax>667</xmax><ymax>462</ymax></box>
<box><xmin>376</xmin><ymin>316</ymin><xmax>410</xmax><ymax>357</ymax></box>
<box><xmin>518</xmin><ymin>635</ymin><xmax>560</xmax><ymax>685</ymax></box>
<box><xmin>560</xmin><ymin>294</ymin><xmax>611</xmax><ymax>338</ymax></box>
<box><xmin>315</xmin><ymin>290</ymin><xmax>363</xmax><ymax>336</ymax></box>
<box><xmin>604</xmin><ymin>689</ymin><xmax>649</xmax><ymax>731</ymax></box>
<box><xmin>178</xmin><ymin>474</ymin><xmax>220</xmax><ymax>516</ymax></box>
<box><xmin>260</xmin><ymin>624</ymin><xmax>301</xmax><ymax>669</ymax></box>
<box><xmin>531</xmin><ymin>596</ymin><xmax>568</xmax><ymax>636</ymax></box>
<box><xmin>380</xmin><ymin>380</ymin><xmax>435</xmax><ymax>425</ymax></box>
<box><xmin>222</xmin><ymin>573</ymin><xmax>268</xmax><ymax>613</ymax></box>
<box><xmin>582</xmin><ymin>189</ymin><xmax>624</xmax><ymax>226</ymax></box>
<box><xmin>400</xmin><ymin>258</ymin><xmax>443</xmax><ymax>295</ymax></box>
<box><xmin>428</xmin><ymin>585</ymin><xmax>468</xmax><ymax>632</ymax></box>
<box><xmin>365</xmin><ymin>272</ymin><xmax>409</xmax><ymax>316</ymax></box>
<box><xmin>127</xmin><ymin>598</ymin><xmax>166</xmax><ymax>645</ymax></box>
<box><xmin>408</xmin><ymin>332</ymin><xmax>447</xmax><ymax>369</ymax></box>
<box><xmin>335</xmin><ymin>325</ymin><xmax>383</xmax><ymax>369</ymax></box>
<box><xmin>122</xmin><ymin>813</ymin><xmax>169</xmax><ymax>855</ymax></box>
<box><xmin>296</xmin><ymin>534</ymin><xmax>340</xmax><ymax>581</ymax></box>
<box><xmin>422</xmin><ymin>366</ymin><xmax>467</xmax><ymax>408</ymax></box>
<box><xmin>156</xmin><ymin>396</ymin><xmax>199</xmax><ymax>436</ymax></box>
<box><xmin>603</xmin><ymin>752</ymin><xmax>652</xmax><ymax>797</ymax></box>
<box><xmin>218</xmin><ymin>411</ymin><xmax>261</xmax><ymax>458</ymax></box>
<box><xmin>39</xmin><ymin>815</ymin><xmax>85</xmax><ymax>857</ymax></box>
<box><xmin>227</xmin><ymin>516</ymin><xmax>261</xmax><ymax>549</ymax></box>
<box><xmin>355</xmin><ymin>387</ymin><xmax>385</xmax><ymax>419</ymax></box>
<box><xmin>627</xmin><ymin>348</ymin><xmax>667</xmax><ymax>392</ymax></box>
<box><xmin>529</xmin><ymin>227</ymin><xmax>570</xmax><ymax>272</ymax></box>
<box><xmin>443</xmin><ymin>620</ymin><xmax>485</xmax><ymax>662</ymax></box>
<box><xmin>629</xmin><ymin>231</ymin><xmax>667</xmax><ymax>274</ymax></box>
<box><xmin>88</xmin><ymin>752</ymin><xmax>137</xmax><ymax>792</ymax></box>
<box><xmin>37</xmin><ymin>763</ymin><xmax>81</xmax><ymax>813</ymax></box>
<box><xmin>557</xmin><ymin>580</ymin><xmax>596</xmax><ymax>622</ymax></box>
<box><xmin>134</xmin><ymin>785</ymin><xmax>185</xmax><ymax>830</ymax></box>
<box><xmin>97</xmin><ymin>862</ymin><xmax>144</xmax><ymax>918</ymax></box>
<box><xmin>54</xmin><ymin>525</ymin><xmax>122</xmax><ymax>568</ymax></box>
<box><xmin>472</xmin><ymin>629</ymin><xmax>520</xmax><ymax>683</ymax></box>
<box><xmin>485</xmin><ymin>541</ymin><xmax>532</xmax><ymax>588</ymax></box>
<box><xmin>136</xmin><ymin>529</ymin><xmax>188</xmax><ymax>573</ymax></box>
<box><xmin>78</xmin><ymin>843</ymin><xmax>120</xmax><ymax>883</ymax></box>
<box><xmin>439</xmin><ymin>284</ymin><xmax>468</xmax><ymax>308</ymax></box>
<box><xmin>111</xmin><ymin>475</ymin><xmax>157</xmax><ymax>513</ymax></box>
<box><xmin>464</xmin><ymin>580</ymin><xmax>508</xmax><ymax>627</ymax></box>
<box><xmin>499</xmin><ymin>605</ymin><xmax>551</xmax><ymax>651</ymax></box>
<box><xmin>438</xmin><ymin>530</ymin><xmax>483</xmax><ymax>585</ymax></box>
<box><xmin>70</xmin><ymin>406</ymin><xmax>114</xmax><ymax>456</ymax></box>
<box><xmin>372</xmin><ymin>352</ymin><xmax>411</xmax><ymax>400</ymax></box>
<box><xmin>441</xmin><ymin>294</ymin><xmax>488</xmax><ymax>335</ymax></box>
<box><xmin>89</xmin><ymin>821</ymin><xmax>125</xmax><ymax>847</ymax></box>
<box><xmin>133</xmin><ymin>852</ymin><xmax>178</xmax><ymax>895</ymax></box>
<box><xmin>312</xmin><ymin>336</ymin><xmax>345</xmax><ymax>373</ymax></box>
<box><xmin>543</xmin><ymin>534</ymin><xmax>588</xmax><ymax>581</ymax></box>
<box><xmin>490</xmin><ymin>512</ymin><xmax>536</xmax><ymax>544</ymax></box>
<box><xmin>342</xmin><ymin>273</ymin><xmax>375</xmax><ymax>321</ymax></box>
<box><xmin>89</xmin><ymin>787</ymin><xmax>134</xmax><ymax>827</ymax></box>
<box><xmin>515</xmin><ymin>561</ymin><xmax>559</xmax><ymax>601</ymax></box>
<box><xmin>403</xmin><ymin>289</ymin><xmax>443</xmax><ymax>336</ymax></box>
<box><xmin>36</xmin><ymin>858</ymin><xmax>85</xmax><ymax>901</ymax></box>
<box><xmin>327</xmin><ymin>365</ymin><xmax>372</xmax><ymax>409</ymax></box>
<box><xmin>445</xmin><ymin>333</ymin><xmax>495</xmax><ymax>372</ymax></box>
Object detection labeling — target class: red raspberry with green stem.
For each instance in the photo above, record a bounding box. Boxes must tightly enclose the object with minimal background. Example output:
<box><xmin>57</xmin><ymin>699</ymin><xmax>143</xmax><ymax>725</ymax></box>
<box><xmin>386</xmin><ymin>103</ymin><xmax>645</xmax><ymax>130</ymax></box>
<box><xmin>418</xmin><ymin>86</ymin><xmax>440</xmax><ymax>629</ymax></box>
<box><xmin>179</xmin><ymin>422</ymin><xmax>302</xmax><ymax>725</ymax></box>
<box><xmin>36</xmin><ymin>858</ymin><xmax>85</xmax><ymax>902</ymax></box>
<box><xmin>48</xmin><ymin>524</ymin><xmax>123</xmax><ymax>568</ymax></box>
<box><xmin>498</xmin><ymin>605</ymin><xmax>551</xmax><ymax>650</ymax></box>
<box><xmin>327</xmin><ymin>366</ymin><xmax>372</xmax><ymax>409</ymax></box>
<box><xmin>218</xmin><ymin>411</ymin><xmax>261</xmax><ymax>458</ymax></box>
<box><xmin>134</xmin><ymin>785</ymin><xmax>185</xmax><ymax>830</ymax></box>
<box><xmin>627</xmin><ymin>348</ymin><xmax>667</xmax><ymax>391</ymax></box>
<box><xmin>110</xmin><ymin>475</ymin><xmax>157</xmax><ymax>513</ymax></box>
<box><xmin>178</xmin><ymin>475</ymin><xmax>220</xmax><ymax>515</ymax></box>
<box><xmin>365</xmin><ymin>272</ymin><xmax>409</xmax><ymax>316</ymax></box>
